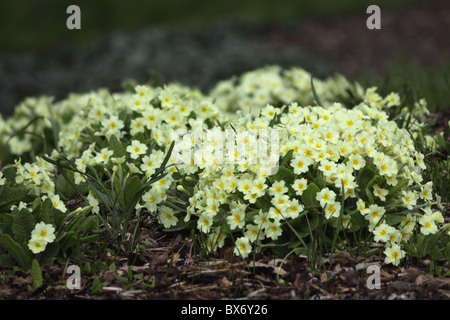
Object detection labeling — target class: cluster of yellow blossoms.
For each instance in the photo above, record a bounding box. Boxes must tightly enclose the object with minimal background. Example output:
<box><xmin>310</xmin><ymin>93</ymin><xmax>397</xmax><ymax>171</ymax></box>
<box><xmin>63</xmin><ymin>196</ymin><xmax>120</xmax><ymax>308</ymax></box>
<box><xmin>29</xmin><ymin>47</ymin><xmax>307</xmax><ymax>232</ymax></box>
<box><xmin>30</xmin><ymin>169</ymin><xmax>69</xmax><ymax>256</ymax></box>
<box><xmin>0</xmin><ymin>66</ymin><xmax>445</xmax><ymax>266</ymax></box>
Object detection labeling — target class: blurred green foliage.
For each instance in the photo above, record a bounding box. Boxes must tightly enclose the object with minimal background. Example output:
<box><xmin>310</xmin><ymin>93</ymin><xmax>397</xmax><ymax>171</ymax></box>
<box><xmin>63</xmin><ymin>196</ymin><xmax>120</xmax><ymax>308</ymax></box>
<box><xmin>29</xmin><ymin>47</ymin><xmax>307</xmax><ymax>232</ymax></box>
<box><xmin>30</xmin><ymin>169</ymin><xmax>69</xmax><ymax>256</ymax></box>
<box><xmin>0</xmin><ymin>0</ymin><xmax>434</xmax><ymax>52</ymax></box>
<box><xmin>357</xmin><ymin>60</ymin><xmax>450</xmax><ymax>111</ymax></box>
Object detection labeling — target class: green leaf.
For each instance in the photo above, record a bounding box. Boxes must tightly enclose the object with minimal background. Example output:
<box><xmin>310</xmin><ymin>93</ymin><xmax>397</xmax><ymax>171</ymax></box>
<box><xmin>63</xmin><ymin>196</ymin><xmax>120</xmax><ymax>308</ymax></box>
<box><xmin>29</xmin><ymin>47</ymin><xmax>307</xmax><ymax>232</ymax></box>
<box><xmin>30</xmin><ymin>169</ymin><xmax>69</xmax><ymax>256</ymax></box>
<box><xmin>255</xmin><ymin>197</ymin><xmax>272</xmax><ymax>212</ymax></box>
<box><xmin>313</xmin><ymin>175</ymin><xmax>325</xmax><ymax>189</ymax></box>
<box><xmin>40</xmin><ymin>242</ymin><xmax>60</xmax><ymax>267</ymax></box>
<box><xmin>297</xmin><ymin>212</ymin><xmax>319</xmax><ymax>238</ymax></box>
<box><xmin>280</xmin><ymin>149</ymin><xmax>294</xmax><ymax>166</ymax></box>
<box><xmin>269</xmin><ymin>112</ymin><xmax>278</xmax><ymax>128</ymax></box>
<box><xmin>0</xmin><ymin>186</ymin><xmax>31</xmax><ymax>210</ymax></box>
<box><xmin>39</xmin><ymin>197</ymin><xmax>56</xmax><ymax>225</ymax></box>
<box><xmin>271</xmin><ymin>165</ymin><xmax>296</xmax><ymax>186</ymax></box>
<box><xmin>348</xmin><ymin>212</ymin><xmax>368</xmax><ymax>232</ymax></box>
<box><xmin>0</xmin><ymin>254</ymin><xmax>15</xmax><ymax>268</ymax></box>
<box><xmin>90</xmin><ymin>277</ymin><xmax>108</xmax><ymax>293</ymax></box>
<box><xmin>31</xmin><ymin>259</ymin><xmax>43</xmax><ymax>289</ymax></box>
<box><xmin>301</xmin><ymin>183</ymin><xmax>320</xmax><ymax>207</ymax></box>
<box><xmin>365</xmin><ymin>188</ymin><xmax>375</xmax><ymax>205</ymax></box>
<box><xmin>78</xmin><ymin>215</ymin><xmax>99</xmax><ymax>233</ymax></box>
<box><xmin>0</xmin><ymin>234</ymin><xmax>31</xmax><ymax>271</ymax></box>
<box><xmin>358</xmin><ymin>167</ymin><xmax>375</xmax><ymax>192</ymax></box>
<box><xmin>55</xmin><ymin>174</ymin><xmax>74</xmax><ymax>200</ymax></box>
<box><xmin>311</xmin><ymin>76</ymin><xmax>323</xmax><ymax>107</ymax></box>
<box><xmin>124</xmin><ymin>175</ymin><xmax>142</xmax><ymax>211</ymax></box>
<box><xmin>114</xmin><ymin>174</ymin><xmax>126</xmax><ymax>209</ymax></box>
<box><xmin>46</xmin><ymin>116</ymin><xmax>60</xmax><ymax>149</ymax></box>
<box><xmin>59</xmin><ymin>231</ymin><xmax>77</xmax><ymax>252</ymax></box>
<box><xmin>86</xmin><ymin>127</ymin><xmax>106</xmax><ymax>148</ymax></box>
<box><xmin>421</xmin><ymin>234</ymin><xmax>441</xmax><ymax>257</ymax></box>
<box><xmin>387</xmin><ymin>179</ymin><xmax>409</xmax><ymax>198</ymax></box>
<box><xmin>12</xmin><ymin>208</ymin><xmax>35</xmax><ymax>246</ymax></box>
<box><xmin>80</xmin><ymin>234</ymin><xmax>99</xmax><ymax>243</ymax></box>
<box><xmin>87</xmin><ymin>181</ymin><xmax>115</xmax><ymax>211</ymax></box>
<box><xmin>384</xmin><ymin>214</ymin><xmax>406</xmax><ymax>226</ymax></box>
<box><xmin>0</xmin><ymin>213</ymin><xmax>14</xmax><ymax>233</ymax></box>
<box><xmin>64</xmin><ymin>208</ymin><xmax>92</xmax><ymax>233</ymax></box>
<box><xmin>109</xmin><ymin>135</ymin><xmax>127</xmax><ymax>158</ymax></box>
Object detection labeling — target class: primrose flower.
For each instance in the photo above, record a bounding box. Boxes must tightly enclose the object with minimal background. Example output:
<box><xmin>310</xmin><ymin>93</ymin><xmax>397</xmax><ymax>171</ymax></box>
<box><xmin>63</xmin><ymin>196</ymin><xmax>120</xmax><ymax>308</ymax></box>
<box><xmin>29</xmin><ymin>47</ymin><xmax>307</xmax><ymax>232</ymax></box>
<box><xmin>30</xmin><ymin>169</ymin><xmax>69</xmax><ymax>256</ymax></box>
<box><xmin>268</xmin><ymin>180</ymin><xmax>288</xmax><ymax>197</ymax></box>
<box><xmin>401</xmin><ymin>190</ymin><xmax>417</xmax><ymax>210</ymax></box>
<box><xmin>419</xmin><ymin>214</ymin><xmax>438</xmax><ymax>235</ymax></box>
<box><xmin>254</xmin><ymin>210</ymin><xmax>270</xmax><ymax>229</ymax></box>
<box><xmin>316</xmin><ymin>187</ymin><xmax>336</xmax><ymax>208</ymax></box>
<box><xmin>234</xmin><ymin>237</ymin><xmax>252</xmax><ymax>258</ymax></box>
<box><xmin>324</xmin><ymin>201</ymin><xmax>341</xmax><ymax>219</ymax></box>
<box><xmin>28</xmin><ymin>237</ymin><xmax>47</xmax><ymax>254</ymax></box>
<box><xmin>95</xmin><ymin>148</ymin><xmax>114</xmax><ymax>164</ymax></box>
<box><xmin>290</xmin><ymin>155</ymin><xmax>312</xmax><ymax>174</ymax></box>
<box><xmin>293</xmin><ymin>178</ymin><xmax>308</xmax><ymax>196</ymax></box>
<box><xmin>384</xmin><ymin>92</ymin><xmax>400</xmax><ymax>107</ymax></box>
<box><xmin>158</xmin><ymin>206</ymin><xmax>178</xmax><ymax>229</ymax></box>
<box><xmin>373</xmin><ymin>184</ymin><xmax>388</xmax><ymax>201</ymax></box>
<box><xmin>23</xmin><ymin>163</ymin><xmax>42</xmax><ymax>185</ymax></box>
<box><xmin>49</xmin><ymin>194</ymin><xmax>67</xmax><ymax>213</ymax></box>
<box><xmin>287</xmin><ymin>198</ymin><xmax>303</xmax><ymax>219</ymax></box>
<box><xmin>420</xmin><ymin>183</ymin><xmax>433</xmax><ymax>201</ymax></box>
<box><xmin>87</xmin><ymin>190</ymin><xmax>100</xmax><ymax>214</ymax></box>
<box><xmin>265</xmin><ymin>221</ymin><xmax>282</xmax><ymax>240</ymax></box>
<box><xmin>245</xmin><ymin>224</ymin><xmax>263</xmax><ymax>242</ymax></box>
<box><xmin>226</xmin><ymin>209</ymin><xmax>245</xmax><ymax>230</ymax></box>
<box><xmin>271</xmin><ymin>194</ymin><xmax>290</xmax><ymax>211</ymax></box>
<box><xmin>356</xmin><ymin>199</ymin><xmax>368</xmax><ymax>215</ymax></box>
<box><xmin>127</xmin><ymin>140</ymin><xmax>148</xmax><ymax>159</ymax></box>
<box><xmin>366</xmin><ymin>204</ymin><xmax>385</xmax><ymax>229</ymax></box>
<box><xmin>197</xmin><ymin>213</ymin><xmax>213</xmax><ymax>233</ymax></box>
<box><xmin>373</xmin><ymin>223</ymin><xmax>395</xmax><ymax>243</ymax></box>
<box><xmin>31</xmin><ymin>222</ymin><xmax>56</xmax><ymax>244</ymax></box>
<box><xmin>384</xmin><ymin>244</ymin><xmax>405</xmax><ymax>266</ymax></box>
<box><xmin>103</xmin><ymin>115</ymin><xmax>124</xmax><ymax>137</ymax></box>
<box><xmin>319</xmin><ymin>159</ymin><xmax>337</xmax><ymax>176</ymax></box>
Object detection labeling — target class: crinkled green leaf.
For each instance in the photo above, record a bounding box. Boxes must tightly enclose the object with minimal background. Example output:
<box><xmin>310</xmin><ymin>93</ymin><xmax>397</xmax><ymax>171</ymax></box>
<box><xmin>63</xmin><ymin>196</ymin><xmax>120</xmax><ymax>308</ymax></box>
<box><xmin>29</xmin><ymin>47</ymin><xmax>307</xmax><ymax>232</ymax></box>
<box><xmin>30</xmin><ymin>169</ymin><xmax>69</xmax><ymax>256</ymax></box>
<box><xmin>301</xmin><ymin>183</ymin><xmax>320</xmax><ymax>207</ymax></box>
<box><xmin>271</xmin><ymin>165</ymin><xmax>296</xmax><ymax>186</ymax></box>
<box><xmin>12</xmin><ymin>208</ymin><xmax>35</xmax><ymax>246</ymax></box>
<box><xmin>0</xmin><ymin>234</ymin><xmax>31</xmax><ymax>271</ymax></box>
<box><xmin>109</xmin><ymin>135</ymin><xmax>127</xmax><ymax>158</ymax></box>
<box><xmin>0</xmin><ymin>186</ymin><xmax>31</xmax><ymax>211</ymax></box>
<box><xmin>31</xmin><ymin>259</ymin><xmax>43</xmax><ymax>289</ymax></box>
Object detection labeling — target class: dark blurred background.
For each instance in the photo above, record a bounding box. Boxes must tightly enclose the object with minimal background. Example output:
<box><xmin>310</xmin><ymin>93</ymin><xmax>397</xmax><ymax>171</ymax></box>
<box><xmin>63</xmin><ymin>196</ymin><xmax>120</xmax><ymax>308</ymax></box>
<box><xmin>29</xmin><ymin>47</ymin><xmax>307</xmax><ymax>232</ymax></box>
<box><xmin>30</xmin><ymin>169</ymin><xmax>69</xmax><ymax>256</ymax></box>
<box><xmin>0</xmin><ymin>0</ymin><xmax>449</xmax><ymax>117</ymax></box>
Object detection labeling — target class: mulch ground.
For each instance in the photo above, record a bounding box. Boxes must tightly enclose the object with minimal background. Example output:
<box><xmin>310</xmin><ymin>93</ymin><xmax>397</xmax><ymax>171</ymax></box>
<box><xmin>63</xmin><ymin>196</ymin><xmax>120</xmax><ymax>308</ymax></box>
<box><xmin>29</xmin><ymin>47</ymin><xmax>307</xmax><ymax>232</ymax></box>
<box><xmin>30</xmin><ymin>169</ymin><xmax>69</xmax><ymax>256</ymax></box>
<box><xmin>1</xmin><ymin>223</ymin><xmax>449</xmax><ymax>301</ymax></box>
